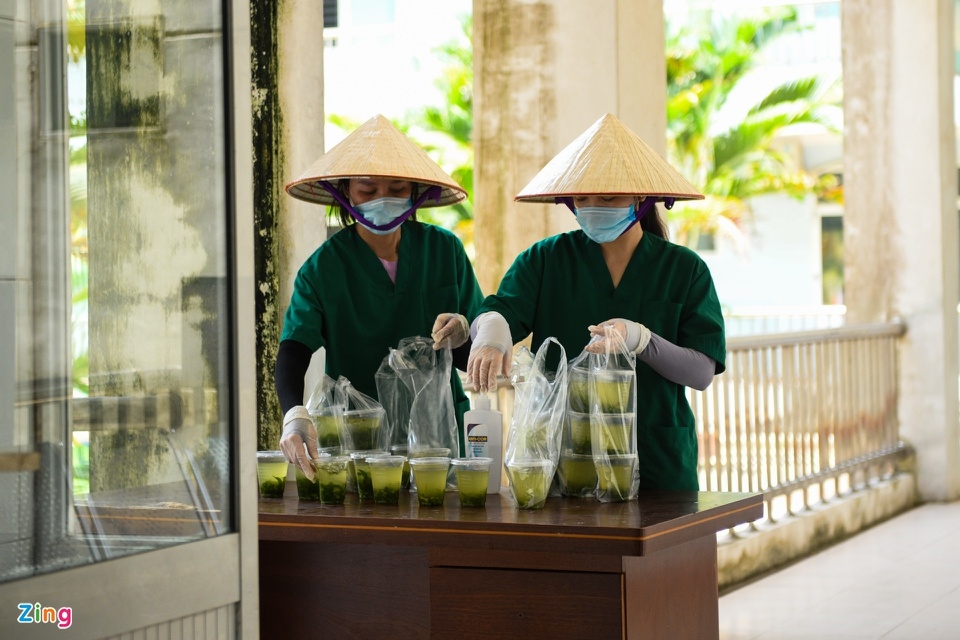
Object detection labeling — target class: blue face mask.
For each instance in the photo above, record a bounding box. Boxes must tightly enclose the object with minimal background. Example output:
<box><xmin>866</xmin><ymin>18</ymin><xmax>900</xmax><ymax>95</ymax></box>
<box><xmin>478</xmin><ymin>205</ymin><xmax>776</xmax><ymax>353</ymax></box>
<box><xmin>575</xmin><ymin>205</ymin><xmax>637</xmax><ymax>243</ymax></box>
<box><xmin>353</xmin><ymin>196</ymin><xmax>414</xmax><ymax>235</ymax></box>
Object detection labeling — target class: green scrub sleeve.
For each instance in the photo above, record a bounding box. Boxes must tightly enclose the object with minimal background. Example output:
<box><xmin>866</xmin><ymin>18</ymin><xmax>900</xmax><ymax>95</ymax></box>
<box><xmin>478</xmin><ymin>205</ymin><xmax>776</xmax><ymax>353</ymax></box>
<box><xmin>478</xmin><ymin>245</ymin><xmax>542</xmax><ymax>344</ymax></box>
<box><xmin>677</xmin><ymin>262</ymin><xmax>726</xmax><ymax>373</ymax></box>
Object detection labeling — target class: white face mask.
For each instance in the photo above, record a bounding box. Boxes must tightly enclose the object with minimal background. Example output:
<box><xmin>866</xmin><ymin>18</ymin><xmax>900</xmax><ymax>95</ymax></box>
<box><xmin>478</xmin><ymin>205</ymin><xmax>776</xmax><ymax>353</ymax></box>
<box><xmin>353</xmin><ymin>197</ymin><xmax>413</xmax><ymax>235</ymax></box>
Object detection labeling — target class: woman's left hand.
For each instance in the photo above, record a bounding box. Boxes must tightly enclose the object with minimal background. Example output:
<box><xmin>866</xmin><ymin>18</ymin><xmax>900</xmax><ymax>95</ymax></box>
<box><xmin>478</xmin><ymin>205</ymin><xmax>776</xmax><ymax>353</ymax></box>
<box><xmin>432</xmin><ymin>313</ymin><xmax>470</xmax><ymax>349</ymax></box>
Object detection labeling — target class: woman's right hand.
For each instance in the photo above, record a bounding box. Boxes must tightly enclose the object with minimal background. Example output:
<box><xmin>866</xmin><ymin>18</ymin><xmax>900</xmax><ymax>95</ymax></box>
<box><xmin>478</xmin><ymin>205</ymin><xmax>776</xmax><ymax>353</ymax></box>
<box><xmin>467</xmin><ymin>312</ymin><xmax>513</xmax><ymax>393</ymax></box>
<box><xmin>467</xmin><ymin>346</ymin><xmax>509</xmax><ymax>393</ymax></box>
<box><xmin>280</xmin><ymin>406</ymin><xmax>319</xmax><ymax>481</ymax></box>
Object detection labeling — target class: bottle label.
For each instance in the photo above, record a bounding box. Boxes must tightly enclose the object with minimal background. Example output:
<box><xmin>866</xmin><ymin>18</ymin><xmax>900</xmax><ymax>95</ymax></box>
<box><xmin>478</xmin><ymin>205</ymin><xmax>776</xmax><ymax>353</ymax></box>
<box><xmin>466</xmin><ymin>422</ymin><xmax>488</xmax><ymax>458</ymax></box>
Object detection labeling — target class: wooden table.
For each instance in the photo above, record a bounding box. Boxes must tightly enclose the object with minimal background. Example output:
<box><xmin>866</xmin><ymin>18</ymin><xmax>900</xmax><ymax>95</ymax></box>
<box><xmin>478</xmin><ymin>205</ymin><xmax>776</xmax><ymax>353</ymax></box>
<box><xmin>259</xmin><ymin>489</ymin><xmax>763</xmax><ymax>639</ymax></box>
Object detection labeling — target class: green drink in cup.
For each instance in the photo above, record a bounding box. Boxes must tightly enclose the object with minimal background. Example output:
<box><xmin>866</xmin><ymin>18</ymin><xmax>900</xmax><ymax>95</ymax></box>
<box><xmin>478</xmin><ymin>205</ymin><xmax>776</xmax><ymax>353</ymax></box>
<box><xmin>257</xmin><ymin>450</ymin><xmax>288</xmax><ymax>499</ymax></box>
<box><xmin>568</xmin><ymin>369</ymin><xmax>634</xmax><ymax>414</ymax></box>
<box><xmin>409</xmin><ymin>457</ymin><xmax>451</xmax><ymax>506</ymax></box>
<box><xmin>408</xmin><ymin>447</ymin><xmax>452</xmax><ymax>492</ymax></box>
<box><xmin>349</xmin><ymin>450</ymin><xmax>388</xmax><ymax>500</ymax></box>
<box><xmin>596</xmin><ymin>453</ymin><xmax>638</xmax><ymax>502</ymax></box>
<box><xmin>559</xmin><ymin>451</ymin><xmax>598</xmax><ymax>498</ymax></box>
<box><xmin>506</xmin><ymin>460</ymin><xmax>554</xmax><ymax>510</ymax></box>
<box><xmin>342</xmin><ymin>408</ymin><xmax>384</xmax><ymax>451</ymax></box>
<box><xmin>294</xmin><ymin>464</ymin><xmax>319</xmax><ymax>501</ymax></box>
<box><xmin>567</xmin><ymin>411</ymin><xmax>593</xmax><ymax>455</ymax></box>
<box><xmin>594</xmin><ymin>413</ymin><xmax>633</xmax><ymax>455</ymax></box>
<box><xmin>451</xmin><ymin>458</ymin><xmax>492</xmax><ymax>507</ymax></box>
<box><xmin>367</xmin><ymin>455</ymin><xmax>406</xmax><ymax>505</ymax></box>
<box><xmin>390</xmin><ymin>444</ymin><xmax>410</xmax><ymax>489</ymax></box>
<box><xmin>310</xmin><ymin>407</ymin><xmax>342</xmax><ymax>449</ymax></box>
<box><xmin>314</xmin><ymin>454</ymin><xmax>351</xmax><ymax>505</ymax></box>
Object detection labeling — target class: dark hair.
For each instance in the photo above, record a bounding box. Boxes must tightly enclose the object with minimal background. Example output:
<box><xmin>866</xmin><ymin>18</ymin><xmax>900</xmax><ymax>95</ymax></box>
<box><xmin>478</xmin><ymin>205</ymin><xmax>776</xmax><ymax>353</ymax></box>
<box><xmin>328</xmin><ymin>179</ymin><xmax>420</xmax><ymax>228</ymax></box>
<box><xmin>639</xmin><ymin>202</ymin><xmax>669</xmax><ymax>240</ymax></box>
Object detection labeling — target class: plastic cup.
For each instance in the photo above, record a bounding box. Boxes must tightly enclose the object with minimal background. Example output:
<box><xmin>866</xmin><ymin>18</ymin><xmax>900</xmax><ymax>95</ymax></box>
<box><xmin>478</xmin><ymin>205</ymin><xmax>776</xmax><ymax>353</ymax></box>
<box><xmin>593</xmin><ymin>413</ymin><xmax>633</xmax><ymax>455</ymax></box>
<box><xmin>506</xmin><ymin>459</ymin><xmax>554</xmax><ymax>510</ymax></box>
<box><xmin>257</xmin><ymin>451</ymin><xmax>288</xmax><ymax>499</ymax></box>
<box><xmin>596</xmin><ymin>453</ymin><xmax>638</xmax><ymax>502</ymax></box>
<box><xmin>409</xmin><ymin>447</ymin><xmax>452</xmax><ymax>491</ymax></box>
<box><xmin>341</xmin><ymin>408</ymin><xmax>385</xmax><ymax>451</ymax></box>
<box><xmin>409</xmin><ymin>457</ymin><xmax>451</xmax><ymax>507</ymax></box>
<box><xmin>314</xmin><ymin>454</ymin><xmax>351</xmax><ymax>505</ymax></box>
<box><xmin>350</xmin><ymin>450</ymin><xmax>388</xmax><ymax>500</ymax></box>
<box><xmin>310</xmin><ymin>407</ymin><xmax>343</xmax><ymax>449</ymax></box>
<box><xmin>390</xmin><ymin>444</ymin><xmax>411</xmax><ymax>489</ymax></box>
<box><xmin>559</xmin><ymin>451</ymin><xmax>598</xmax><ymax>498</ymax></box>
<box><xmin>567</xmin><ymin>411</ymin><xmax>593</xmax><ymax>455</ymax></box>
<box><xmin>451</xmin><ymin>458</ymin><xmax>492</xmax><ymax>507</ymax></box>
<box><xmin>295</xmin><ymin>464</ymin><xmax>319</xmax><ymax>501</ymax></box>
<box><xmin>569</xmin><ymin>369</ymin><xmax>635</xmax><ymax>413</ymax></box>
<box><xmin>367</xmin><ymin>455</ymin><xmax>406</xmax><ymax>505</ymax></box>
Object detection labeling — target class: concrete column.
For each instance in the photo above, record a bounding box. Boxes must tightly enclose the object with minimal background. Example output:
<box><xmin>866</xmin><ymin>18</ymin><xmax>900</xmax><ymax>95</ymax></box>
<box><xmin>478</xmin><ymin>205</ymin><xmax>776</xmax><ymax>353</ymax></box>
<box><xmin>843</xmin><ymin>0</ymin><xmax>960</xmax><ymax>500</ymax></box>
<box><xmin>473</xmin><ymin>0</ymin><xmax>665</xmax><ymax>295</ymax></box>
<box><xmin>251</xmin><ymin>0</ymin><xmax>325</xmax><ymax>448</ymax></box>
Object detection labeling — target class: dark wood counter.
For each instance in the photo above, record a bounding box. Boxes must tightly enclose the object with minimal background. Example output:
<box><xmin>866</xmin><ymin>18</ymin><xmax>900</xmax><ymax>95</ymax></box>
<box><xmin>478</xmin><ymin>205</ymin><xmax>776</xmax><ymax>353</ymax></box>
<box><xmin>259</xmin><ymin>490</ymin><xmax>762</xmax><ymax>639</ymax></box>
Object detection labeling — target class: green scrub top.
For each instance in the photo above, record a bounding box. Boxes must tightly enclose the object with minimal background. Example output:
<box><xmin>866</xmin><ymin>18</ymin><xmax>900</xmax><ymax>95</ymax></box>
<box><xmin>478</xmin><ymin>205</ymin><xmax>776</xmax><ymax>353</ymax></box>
<box><xmin>480</xmin><ymin>230</ymin><xmax>726</xmax><ymax>491</ymax></box>
<box><xmin>281</xmin><ymin>221</ymin><xmax>484</xmax><ymax>441</ymax></box>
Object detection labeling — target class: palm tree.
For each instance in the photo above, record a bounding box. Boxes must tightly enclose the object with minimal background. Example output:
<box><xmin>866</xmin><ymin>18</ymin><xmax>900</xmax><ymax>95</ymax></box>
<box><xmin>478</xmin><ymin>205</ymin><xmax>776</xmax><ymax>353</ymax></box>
<box><xmin>665</xmin><ymin>7</ymin><xmax>842</xmax><ymax>249</ymax></box>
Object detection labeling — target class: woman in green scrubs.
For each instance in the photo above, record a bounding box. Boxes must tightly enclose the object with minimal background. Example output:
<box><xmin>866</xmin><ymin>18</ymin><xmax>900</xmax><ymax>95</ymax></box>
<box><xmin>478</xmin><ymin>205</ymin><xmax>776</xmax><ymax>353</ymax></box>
<box><xmin>467</xmin><ymin>114</ymin><xmax>725</xmax><ymax>491</ymax></box>
<box><xmin>277</xmin><ymin>115</ymin><xmax>483</xmax><ymax>479</ymax></box>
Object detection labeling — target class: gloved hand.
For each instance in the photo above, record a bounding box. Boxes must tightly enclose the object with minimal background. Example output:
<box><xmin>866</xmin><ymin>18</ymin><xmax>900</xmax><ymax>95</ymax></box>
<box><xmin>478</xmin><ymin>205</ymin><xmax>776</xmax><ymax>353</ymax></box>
<box><xmin>467</xmin><ymin>311</ymin><xmax>513</xmax><ymax>393</ymax></box>
<box><xmin>431</xmin><ymin>313</ymin><xmax>470</xmax><ymax>350</ymax></box>
<box><xmin>280</xmin><ymin>406</ymin><xmax>319</xmax><ymax>481</ymax></box>
<box><xmin>586</xmin><ymin>318</ymin><xmax>652</xmax><ymax>354</ymax></box>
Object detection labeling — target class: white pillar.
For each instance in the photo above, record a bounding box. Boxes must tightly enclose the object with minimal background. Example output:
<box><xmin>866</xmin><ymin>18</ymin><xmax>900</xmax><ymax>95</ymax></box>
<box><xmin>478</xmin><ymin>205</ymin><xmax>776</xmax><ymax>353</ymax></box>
<box><xmin>473</xmin><ymin>0</ymin><xmax>665</xmax><ymax>294</ymax></box>
<box><xmin>843</xmin><ymin>0</ymin><xmax>960</xmax><ymax>500</ymax></box>
<box><xmin>278</xmin><ymin>0</ymin><xmax>327</xmax><ymax>312</ymax></box>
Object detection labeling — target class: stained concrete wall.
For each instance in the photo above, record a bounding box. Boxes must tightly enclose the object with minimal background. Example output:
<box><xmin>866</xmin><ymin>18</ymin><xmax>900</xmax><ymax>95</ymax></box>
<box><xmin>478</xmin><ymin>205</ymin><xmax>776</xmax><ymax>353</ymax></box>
<box><xmin>842</xmin><ymin>0</ymin><xmax>960</xmax><ymax>501</ymax></box>
<box><xmin>473</xmin><ymin>0</ymin><xmax>666</xmax><ymax>295</ymax></box>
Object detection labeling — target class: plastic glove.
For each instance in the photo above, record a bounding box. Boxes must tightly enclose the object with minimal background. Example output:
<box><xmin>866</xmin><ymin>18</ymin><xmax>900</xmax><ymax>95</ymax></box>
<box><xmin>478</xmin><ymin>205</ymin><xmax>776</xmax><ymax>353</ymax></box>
<box><xmin>280</xmin><ymin>406</ymin><xmax>319</xmax><ymax>481</ymax></box>
<box><xmin>431</xmin><ymin>313</ymin><xmax>470</xmax><ymax>350</ymax></box>
<box><xmin>586</xmin><ymin>318</ymin><xmax>651</xmax><ymax>354</ymax></box>
<box><xmin>467</xmin><ymin>311</ymin><xmax>513</xmax><ymax>393</ymax></box>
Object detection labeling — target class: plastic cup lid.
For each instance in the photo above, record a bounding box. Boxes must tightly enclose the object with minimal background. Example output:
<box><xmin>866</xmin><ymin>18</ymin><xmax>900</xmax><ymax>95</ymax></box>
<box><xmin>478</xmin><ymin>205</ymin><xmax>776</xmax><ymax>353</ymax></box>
<box><xmin>451</xmin><ymin>457</ymin><xmax>492</xmax><ymax>469</ymax></box>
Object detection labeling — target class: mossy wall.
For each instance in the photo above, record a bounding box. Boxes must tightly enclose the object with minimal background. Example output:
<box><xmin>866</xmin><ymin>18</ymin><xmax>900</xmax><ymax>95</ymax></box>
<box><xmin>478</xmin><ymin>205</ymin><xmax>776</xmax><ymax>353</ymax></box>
<box><xmin>250</xmin><ymin>0</ymin><xmax>284</xmax><ymax>450</ymax></box>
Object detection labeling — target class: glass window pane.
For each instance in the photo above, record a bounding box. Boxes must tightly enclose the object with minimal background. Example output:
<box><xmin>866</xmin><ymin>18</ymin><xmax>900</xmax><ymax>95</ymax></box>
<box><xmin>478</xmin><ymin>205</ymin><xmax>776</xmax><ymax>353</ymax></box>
<box><xmin>2</xmin><ymin>0</ymin><xmax>232</xmax><ymax>582</ymax></box>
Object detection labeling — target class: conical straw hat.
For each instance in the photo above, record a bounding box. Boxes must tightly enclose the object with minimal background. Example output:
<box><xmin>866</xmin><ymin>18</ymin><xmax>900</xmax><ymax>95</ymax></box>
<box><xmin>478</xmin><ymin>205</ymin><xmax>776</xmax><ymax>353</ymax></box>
<box><xmin>515</xmin><ymin>113</ymin><xmax>704</xmax><ymax>203</ymax></box>
<box><xmin>285</xmin><ymin>114</ymin><xmax>466</xmax><ymax>207</ymax></box>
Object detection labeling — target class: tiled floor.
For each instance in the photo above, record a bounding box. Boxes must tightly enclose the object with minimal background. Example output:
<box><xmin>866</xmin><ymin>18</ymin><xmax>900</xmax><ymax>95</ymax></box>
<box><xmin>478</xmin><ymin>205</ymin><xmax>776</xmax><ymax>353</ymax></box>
<box><xmin>719</xmin><ymin>501</ymin><xmax>960</xmax><ymax>640</ymax></box>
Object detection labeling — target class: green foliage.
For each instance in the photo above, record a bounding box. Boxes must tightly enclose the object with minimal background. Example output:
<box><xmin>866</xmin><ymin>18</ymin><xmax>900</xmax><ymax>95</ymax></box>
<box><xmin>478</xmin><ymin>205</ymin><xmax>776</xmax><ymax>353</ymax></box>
<box><xmin>665</xmin><ymin>7</ymin><xmax>842</xmax><ymax>248</ymax></box>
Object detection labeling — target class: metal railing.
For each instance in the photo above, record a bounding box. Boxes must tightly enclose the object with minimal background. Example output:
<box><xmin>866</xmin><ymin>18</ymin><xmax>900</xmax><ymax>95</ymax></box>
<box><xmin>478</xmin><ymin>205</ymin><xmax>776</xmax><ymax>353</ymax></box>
<box><xmin>691</xmin><ymin>321</ymin><xmax>907</xmax><ymax>526</ymax></box>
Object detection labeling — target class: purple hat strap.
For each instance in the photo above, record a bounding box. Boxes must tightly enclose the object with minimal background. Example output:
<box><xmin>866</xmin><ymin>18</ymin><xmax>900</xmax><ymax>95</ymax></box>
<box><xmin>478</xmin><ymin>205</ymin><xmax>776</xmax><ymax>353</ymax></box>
<box><xmin>317</xmin><ymin>180</ymin><xmax>443</xmax><ymax>231</ymax></box>
<box><xmin>554</xmin><ymin>195</ymin><xmax>674</xmax><ymax>219</ymax></box>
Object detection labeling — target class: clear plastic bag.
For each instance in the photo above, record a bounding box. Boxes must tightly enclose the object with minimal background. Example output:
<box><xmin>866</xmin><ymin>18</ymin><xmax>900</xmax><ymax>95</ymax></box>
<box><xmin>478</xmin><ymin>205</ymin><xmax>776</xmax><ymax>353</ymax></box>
<box><xmin>305</xmin><ymin>374</ymin><xmax>344</xmax><ymax>450</ymax></box>
<box><xmin>380</xmin><ymin>336</ymin><xmax>459</xmax><ymax>489</ymax></box>
<box><xmin>375</xmin><ymin>352</ymin><xmax>415</xmax><ymax>451</ymax></box>
<box><xmin>503</xmin><ymin>338</ymin><xmax>568</xmax><ymax>509</ymax></box>
<box><xmin>566</xmin><ymin>332</ymin><xmax>639</xmax><ymax>502</ymax></box>
<box><xmin>333</xmin><ymin>376</ymin><xmax>387</xmax><ymax>453</ymax></box>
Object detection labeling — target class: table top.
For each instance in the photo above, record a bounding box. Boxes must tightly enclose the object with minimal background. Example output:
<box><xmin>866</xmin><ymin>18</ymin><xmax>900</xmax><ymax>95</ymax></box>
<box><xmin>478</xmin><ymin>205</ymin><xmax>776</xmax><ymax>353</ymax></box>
<box><xmin>260</xmin><ymin>489</ymin><xmax>763</xmax><ymax>557</ymax></box>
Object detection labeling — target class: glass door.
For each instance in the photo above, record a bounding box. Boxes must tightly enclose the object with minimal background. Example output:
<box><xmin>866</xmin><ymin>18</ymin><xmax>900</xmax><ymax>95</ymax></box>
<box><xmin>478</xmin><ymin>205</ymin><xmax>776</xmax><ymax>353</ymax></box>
<box><xmin>0</xmin><ymin>1</ymin><xmax>255</xmax><ymax>636</ymax></box>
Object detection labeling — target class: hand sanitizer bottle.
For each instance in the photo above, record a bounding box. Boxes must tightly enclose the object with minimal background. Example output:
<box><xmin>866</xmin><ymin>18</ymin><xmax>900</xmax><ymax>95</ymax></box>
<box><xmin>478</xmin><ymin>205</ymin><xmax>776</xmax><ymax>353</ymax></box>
<box><xmin>463</xmin><ymin>394</ymin><xmax>503</xmax><ymax>494</ymax></box>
